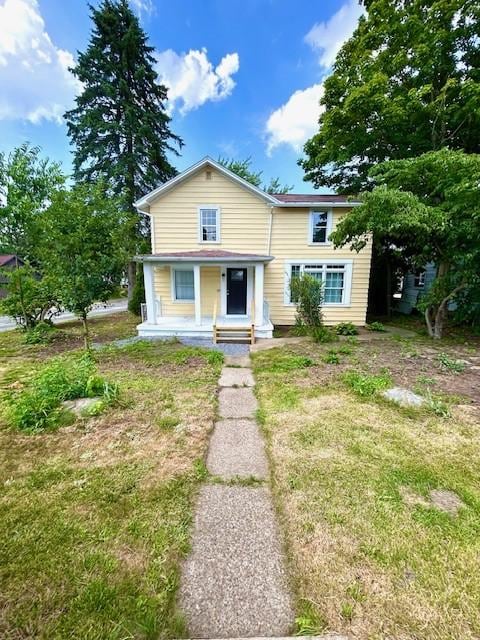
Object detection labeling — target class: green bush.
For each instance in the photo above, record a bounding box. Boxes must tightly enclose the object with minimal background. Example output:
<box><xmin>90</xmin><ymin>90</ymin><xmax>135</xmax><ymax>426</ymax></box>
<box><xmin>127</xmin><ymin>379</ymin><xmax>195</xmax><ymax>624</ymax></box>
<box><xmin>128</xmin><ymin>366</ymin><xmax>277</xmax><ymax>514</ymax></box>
<box><xmin>6</xmin><ymin>353</ymin><xmax>117</xmax><ymax>432</ymax></box>
<box><xmin>366</xmin><ymin>321</ymin><xmax>386</xmax><ymax>332</ymax></box>
<box><xmin>128</xmin><ymin>270</ymin><xmax>145</xmax><ymax>316</ymax></box>
<box><xmin>336</xmin><ymin>322</ymin><xmax>358</xmax><ymax>336</ymax></box>
<box><xmin>23</xmin><ymin>321</ymin><xmax>56</xmax><ymax>344</ymax></box>
<box><xmin>342</xmin><ymin>371</ymin><xmax>391</xmax><ymax>397</ymax></box>
<box><xmin>311</xmin><ymin>326</ymin><xmax>337</xmax><ymax>343</ymax></box>
<box><xmin>290</xmin><ymin>273</ymin><xmax>324</xmax><ymax>329</ymax></box>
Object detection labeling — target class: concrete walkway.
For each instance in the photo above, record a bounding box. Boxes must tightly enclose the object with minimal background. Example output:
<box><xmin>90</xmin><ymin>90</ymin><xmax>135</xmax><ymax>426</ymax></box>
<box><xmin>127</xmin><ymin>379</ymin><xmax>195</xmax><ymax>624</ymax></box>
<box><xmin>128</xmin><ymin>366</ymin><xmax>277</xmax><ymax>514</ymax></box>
<box><xmin>179</xmin><ymin>352</ymin><xmax>294</xmax><ymax>638</ymax></box>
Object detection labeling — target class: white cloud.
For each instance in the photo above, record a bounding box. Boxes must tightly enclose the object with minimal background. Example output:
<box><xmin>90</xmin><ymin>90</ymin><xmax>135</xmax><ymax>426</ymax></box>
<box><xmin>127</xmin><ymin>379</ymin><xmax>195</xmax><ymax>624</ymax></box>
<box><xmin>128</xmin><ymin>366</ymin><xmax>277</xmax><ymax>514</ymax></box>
<box><xmin>0</xmin><ymin>0</ymin><xmax>80</xmax><ymax>123</ymax></box>
<box><xmin>265</xmin><ymin>0</ymin><xmax>363</xmax><ymax>154</ymax></box>
<box><xmin>129</xmin><ymin>0</ymin><xmax>154</xmax><ymax>16</ymax></box>
<box><xmin>265</xmin><ymin>84</ymin><xmax>324</xmax><ymax>155</ymax></box>
<box><xmin>305</xmin><ymin>0</ymin><xmax>364</xmax><ymax>68</ymax></box>
<box><xmin>155</xmin><ymin>48</ymin><xmax>239</xmax><ymax>114</ymax></box>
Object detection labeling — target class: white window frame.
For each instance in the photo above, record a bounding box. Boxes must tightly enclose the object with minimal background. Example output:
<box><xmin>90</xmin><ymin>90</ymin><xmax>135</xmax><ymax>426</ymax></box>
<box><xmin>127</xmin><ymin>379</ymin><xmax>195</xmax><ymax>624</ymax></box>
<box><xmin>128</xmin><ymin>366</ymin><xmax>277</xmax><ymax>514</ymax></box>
<box><xmin>198</xmin><ymin>205</ymin><xmax>221</xmax><ymax>244</ymax></box>
<box><xmin>171</xmin><ymin>267</ymin><xmax>195</xmax><ymax>302</ymax></box>
<box><xmin>309</xmin><ymin>209</ymin><xmax>333</xmax><ymax>245</ymax></box>
<box><xmin>284</xmin><ymin>259</ymin><xmax>353</xmax><ymax>307</ymax></box>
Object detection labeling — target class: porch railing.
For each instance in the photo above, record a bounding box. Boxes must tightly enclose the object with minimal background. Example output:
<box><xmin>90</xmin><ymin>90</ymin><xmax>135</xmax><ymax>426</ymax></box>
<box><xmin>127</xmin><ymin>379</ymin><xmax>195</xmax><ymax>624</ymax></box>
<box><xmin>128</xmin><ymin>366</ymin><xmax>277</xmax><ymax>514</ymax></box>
<box><xmin>140</xmin><ymin>298</ymin><xmax>161</xmax><ymax>323</ymax></box>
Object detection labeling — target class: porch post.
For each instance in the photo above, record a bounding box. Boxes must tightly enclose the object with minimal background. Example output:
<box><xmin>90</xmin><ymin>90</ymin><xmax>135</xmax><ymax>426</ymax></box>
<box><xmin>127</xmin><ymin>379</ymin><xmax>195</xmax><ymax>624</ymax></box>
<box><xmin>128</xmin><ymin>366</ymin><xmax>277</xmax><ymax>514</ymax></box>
<box><xmin>194</xmin><ymin>264</ymin><xmax>201</xmax><ymax>325</ymax></box>
<box><xmin>143</xmin><ymin>261</ymin><xmax>157</xmax><ymax>324</ymax></box>
<box><xmin>254</xmin><ymin>262</ymin><xmax>264</xmax><ymax>327</ymax></box>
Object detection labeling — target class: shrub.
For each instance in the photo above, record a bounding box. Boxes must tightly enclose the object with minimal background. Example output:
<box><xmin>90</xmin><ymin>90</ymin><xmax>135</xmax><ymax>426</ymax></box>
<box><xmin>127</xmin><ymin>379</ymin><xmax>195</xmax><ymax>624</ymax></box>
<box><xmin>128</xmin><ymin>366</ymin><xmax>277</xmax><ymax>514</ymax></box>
<box><xmin>128</xmin><ymin>269</ymin><xmax>145</xmax><ymax>316</ymax></box>
<box><xmin>342</xmin><ymin>371</ymin><xmax>391</xmax><ymax>397</ymax></box>
<box><xmin>311</xmin><ymin>326</ymin><xmax>337</xmax><ymax>343</ymax></box>
<box><xmin>290</xmin><ymin>274</ymin><xmax>324</xmax><ymax>329</ymax></box>
<box><xmin>336</xmin><ymin>322</ymin><xmax>358</xmax><ymax>336</ymax></box>
<box><xmin>24</xmin><ymin>321</ymin><xmax>55</xmax><ymax>344</ymax></box>
<box><xmin>366</xmin><ymin>321</ymin><xmax>386</xmax><ymax>332</ymax></box>
<box><xmin>6</xmin><ymin>353</ymin><xmax>117</xmax><ymax>432</ymax></box>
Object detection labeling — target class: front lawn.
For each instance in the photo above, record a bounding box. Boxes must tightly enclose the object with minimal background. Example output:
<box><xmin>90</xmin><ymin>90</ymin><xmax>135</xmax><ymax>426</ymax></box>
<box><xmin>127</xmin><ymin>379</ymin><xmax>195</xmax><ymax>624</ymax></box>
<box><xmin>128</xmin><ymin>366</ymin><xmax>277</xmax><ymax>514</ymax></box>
<box><xmin>253</xmin><ymin>333</ymin><xmax>480</xmax><ymax>639</ymax></box>
<box><xmin>0</xmin><ymin>313</ymin><xmax>220</xmax><ymax>639</ymax></box>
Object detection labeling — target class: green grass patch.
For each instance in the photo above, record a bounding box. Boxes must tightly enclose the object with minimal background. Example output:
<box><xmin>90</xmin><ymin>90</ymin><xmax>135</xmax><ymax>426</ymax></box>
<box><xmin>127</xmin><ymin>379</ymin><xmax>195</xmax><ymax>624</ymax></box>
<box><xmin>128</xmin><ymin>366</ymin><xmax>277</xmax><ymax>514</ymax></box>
<box><xmin>342</xmin><ymin>370</ymin><xmax>392</xmax><ymax>398</ymax></box>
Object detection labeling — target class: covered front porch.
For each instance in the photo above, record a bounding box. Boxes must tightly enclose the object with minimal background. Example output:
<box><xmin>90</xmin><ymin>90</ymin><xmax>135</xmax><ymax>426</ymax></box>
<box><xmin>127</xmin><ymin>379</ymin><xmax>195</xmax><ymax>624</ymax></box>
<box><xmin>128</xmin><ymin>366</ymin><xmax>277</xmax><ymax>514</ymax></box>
<box><xmin>135</xmin><ymin>250</ymin><xmax>274</xmax><ymax>340</ymax></box>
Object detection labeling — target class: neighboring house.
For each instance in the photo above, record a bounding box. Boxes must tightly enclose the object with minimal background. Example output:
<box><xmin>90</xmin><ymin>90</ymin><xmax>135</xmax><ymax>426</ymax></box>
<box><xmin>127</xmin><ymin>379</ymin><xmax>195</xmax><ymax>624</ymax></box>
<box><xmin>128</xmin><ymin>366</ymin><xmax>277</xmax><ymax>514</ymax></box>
<box><xmin>395</xmin><ymin>263</ymin><xmax>437</xmax><ymax>314</ymax></box>
<box><xmin>0</xmin><ymin>254</ymin><xmax>24</xmax><ymax>299</ymax></box>
<box><xmin>134</xmin><ymin>157</ymin><xmax>372</xmax><ymax>341</ymax></box>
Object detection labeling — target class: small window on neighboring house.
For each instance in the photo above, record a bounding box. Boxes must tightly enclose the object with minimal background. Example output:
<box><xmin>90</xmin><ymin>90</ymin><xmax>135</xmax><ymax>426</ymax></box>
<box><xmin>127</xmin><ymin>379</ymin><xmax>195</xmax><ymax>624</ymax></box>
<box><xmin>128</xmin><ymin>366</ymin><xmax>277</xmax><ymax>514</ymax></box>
<box><xmin>173</xmin><ymin>269</ymin><xmax>194</xmax><ymax>301</ymax></box>
<box><xmin>199</xmin><ymin>207</ymin><xmax>220</xmax><ymax>242</ymax></box>
<box><xmin>414</xmin><ymin>270</ymin><xmax>426</xmax><ymax>288</ymax></box>
<box><xmin>310</xmin><ymin>210</ymin><xmax>331</xmax><ymax>244</ymax></box>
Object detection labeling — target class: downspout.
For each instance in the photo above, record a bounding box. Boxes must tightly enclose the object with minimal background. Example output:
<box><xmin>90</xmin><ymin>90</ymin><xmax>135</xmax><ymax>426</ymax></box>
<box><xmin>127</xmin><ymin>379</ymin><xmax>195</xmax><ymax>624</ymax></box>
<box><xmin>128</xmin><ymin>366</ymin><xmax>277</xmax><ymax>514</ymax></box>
<box><xmin>267</xmin><ymin>205</ymin><xmax>274</xmax><ymax>255</ymax></box>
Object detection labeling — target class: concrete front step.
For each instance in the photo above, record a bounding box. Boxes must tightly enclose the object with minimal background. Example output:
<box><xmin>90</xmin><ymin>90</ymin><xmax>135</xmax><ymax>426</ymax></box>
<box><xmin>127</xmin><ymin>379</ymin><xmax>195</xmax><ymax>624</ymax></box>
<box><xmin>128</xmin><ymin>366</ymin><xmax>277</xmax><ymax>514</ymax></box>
<box><xmin>218</xmin><ymin>387</ymin><xmax>258</xmax><ymax>419</ymax></box>
<box><xmin>207</xmin><ymin>419</ymin><xmax>268</xmax><ymax>479</ymax></box>
<box><xmin>224</xmin><ymin>354</ymin><xmax>251</xmax><ymax>367</ymax></box>
<box><xmin>179</xmin><ymin>485</ymin><xmax>294</xmax><ymax>638</ymax></box>
<box><xmin>218</xmin><ymin>366</ymin><xmax>255</xmax><ymax>387</ymax></box>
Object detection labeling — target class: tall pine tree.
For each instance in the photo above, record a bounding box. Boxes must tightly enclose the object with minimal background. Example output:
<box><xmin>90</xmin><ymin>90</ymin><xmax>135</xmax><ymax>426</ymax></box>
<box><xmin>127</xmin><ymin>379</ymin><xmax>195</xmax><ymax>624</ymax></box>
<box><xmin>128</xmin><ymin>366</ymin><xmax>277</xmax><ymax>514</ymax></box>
<box><xmin>65</xmin><ymin>0</ymin><xmax>182</xmax><ymax>295</ymax></box>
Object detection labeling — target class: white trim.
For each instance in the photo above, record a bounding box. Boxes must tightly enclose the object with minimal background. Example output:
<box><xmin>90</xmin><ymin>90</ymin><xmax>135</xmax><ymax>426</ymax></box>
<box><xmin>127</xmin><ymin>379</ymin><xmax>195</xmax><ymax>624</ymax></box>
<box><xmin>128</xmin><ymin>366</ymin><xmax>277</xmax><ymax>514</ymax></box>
<box><xmin>198</xmin><ymin>205</ymin><xmax>221</xmax><ymax>244</ymax></box>
<box><xmin>194</xmin><ymin>265</ymin><xmax>201</xmax><ymax>325</ymax></box>
<box><xmin>254</xmin><ymin>263</ymin><xmax>264</xmax><ymax>326</ymax></box>
<box><xmin>283</xmin><ymin>259</ymin><xmax>353</xmax><ymax>307</ymax></box>
<box><xmin>134</xmin><ymin>157</ymin><xmax>279</xmax><ymax>212</ymax></box>
<box><xmin>308</xmin><ymin>209</ymin><xmax>333</xmax><ymax>245</ymax></box>
<box><xmin>171</xmin><ymin>266</ymin><xmax>195</xmax><ymax>303</ymax></box>
<box><xmin>150</xmin><ymin>215</ymin><xmax>155</xmax><ymax>254</ymax></box>
<box><xmin>274</xmin><ymin>201</ymin><xmax>360</xmax><ymax>208</ymax></box>
<box><xmin>143</xmin><ymin>262</ymin><xmax>157</xmax><ymax>324</ymax></box>
<box><xmin>137</xmin><ymin>254</ymin><xmax>273</xmax><ymax>264</ymax></box>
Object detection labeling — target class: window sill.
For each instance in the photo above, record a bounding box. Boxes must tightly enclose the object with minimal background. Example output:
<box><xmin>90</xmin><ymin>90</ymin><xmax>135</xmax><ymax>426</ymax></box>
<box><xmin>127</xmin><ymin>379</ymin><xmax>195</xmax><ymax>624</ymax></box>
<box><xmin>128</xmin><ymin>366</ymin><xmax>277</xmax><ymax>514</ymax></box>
<box><xmin>198</xmin><ymin>240</ymin><xmax>221</xmax><ymax>245</ymax></box>
<box><xmin>284</xmin><ymin>302</ymin><xmax>351</xmax><ymax>308</ymax></box>
<box><xmin>307</xmin><ymin>242</ymin><xmax>333</xmax><ymax>247</ymax></box>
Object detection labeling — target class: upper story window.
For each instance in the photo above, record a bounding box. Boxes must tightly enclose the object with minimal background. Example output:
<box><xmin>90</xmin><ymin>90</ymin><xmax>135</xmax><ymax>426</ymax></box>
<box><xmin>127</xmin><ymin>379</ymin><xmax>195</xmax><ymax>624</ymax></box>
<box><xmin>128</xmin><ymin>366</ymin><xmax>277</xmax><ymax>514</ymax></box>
<box><xmin>309</xmin><ymin>209</ymin><xmax>332</xmax><ymax>244</ymax></box>
<box><xmin>199</xmin><ymin>206</ymin><xmax>220</xmax><ymax>243</ymax></box>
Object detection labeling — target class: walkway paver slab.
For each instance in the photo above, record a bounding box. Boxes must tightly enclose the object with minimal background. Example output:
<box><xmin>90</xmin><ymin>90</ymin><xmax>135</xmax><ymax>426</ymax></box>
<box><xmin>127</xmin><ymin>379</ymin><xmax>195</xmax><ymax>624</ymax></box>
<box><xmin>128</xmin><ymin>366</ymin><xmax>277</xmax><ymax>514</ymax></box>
<box><xmin>179</xmin><ymin>485</ymin><xmax>293</xmax><ymax>637</ymax></box>
<box><xmin>219</xmin><ymin>366</ymin><xmax>255</xmax><ymax>387</ymax></box>
<box><xmin>224</xmin><ymin>354</ymin><xmax>251</xmax><ymax>368</ymax></box>
<box><xmin>207</xmin><ymin>419</ymin><xmax>268</xmax><ymax>479</ymax></box>
<box><xmin>218</xmin><ymin>387</ymin><xmax>257</xmax><ymax>418</ymax></box>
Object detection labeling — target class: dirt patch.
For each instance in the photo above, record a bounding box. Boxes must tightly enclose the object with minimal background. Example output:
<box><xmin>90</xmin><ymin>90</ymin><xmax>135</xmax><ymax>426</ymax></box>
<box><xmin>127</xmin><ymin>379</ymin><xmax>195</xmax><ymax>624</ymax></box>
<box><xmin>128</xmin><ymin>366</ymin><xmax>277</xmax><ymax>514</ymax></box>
<box><xmin>429</xmin><ymin>489</ymin><xmax>464</xmax><ymax>515</ymax></box>
<box><xmin>399</xmin><ymin>486</ymin><xmax>430</xmax><ymax>509</ymax></box>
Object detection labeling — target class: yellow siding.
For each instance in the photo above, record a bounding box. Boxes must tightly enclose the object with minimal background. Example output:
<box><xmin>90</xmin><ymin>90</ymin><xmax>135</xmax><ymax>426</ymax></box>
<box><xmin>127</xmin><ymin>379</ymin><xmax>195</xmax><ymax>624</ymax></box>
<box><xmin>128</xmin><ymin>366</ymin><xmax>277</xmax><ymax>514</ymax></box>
<box><xmin>150</xmin><ymin>167</ymin><xmax>271</xmax><ymax>254</ymax></box>
<box><xmin>148</xmin><ymin>166</ymin><xmax>372</xmax><ymax>326</ymax></box>
<box><xmin>266</xmin><ymin>208</ymin><xmax>371</xmax><ymax>325</ymax></box>
<box><xmin>154</xmin><ymin>265</ymin><xmax>220</xmax><ymax>317</ymax></box>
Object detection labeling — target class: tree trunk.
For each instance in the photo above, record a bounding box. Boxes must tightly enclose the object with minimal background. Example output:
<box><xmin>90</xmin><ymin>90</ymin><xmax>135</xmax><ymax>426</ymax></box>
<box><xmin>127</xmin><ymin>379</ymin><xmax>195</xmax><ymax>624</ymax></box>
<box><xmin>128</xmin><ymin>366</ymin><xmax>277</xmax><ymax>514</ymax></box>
<box><xmin>386</xmin><ymin>259</ymin><xmax>392</xmax><ymax>318</ymax></box>
<box><xmin>127</xmin><ymin>261</ymin><xmax>137</xmax><ymax>302</ymax></box>
<box><xmin>81</xmin><ymin>311</ymin><xmax>90</xmax><ymax>350</ymax></box>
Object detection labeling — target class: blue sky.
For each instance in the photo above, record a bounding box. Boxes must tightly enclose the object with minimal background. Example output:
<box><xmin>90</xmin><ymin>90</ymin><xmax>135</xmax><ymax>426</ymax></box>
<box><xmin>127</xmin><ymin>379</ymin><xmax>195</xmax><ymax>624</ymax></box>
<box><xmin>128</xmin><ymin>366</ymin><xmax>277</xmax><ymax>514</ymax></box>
<box><xmin>0</xmin><ymin>0</ymin><xmax>363</xmax><ymax>192</ymax></box>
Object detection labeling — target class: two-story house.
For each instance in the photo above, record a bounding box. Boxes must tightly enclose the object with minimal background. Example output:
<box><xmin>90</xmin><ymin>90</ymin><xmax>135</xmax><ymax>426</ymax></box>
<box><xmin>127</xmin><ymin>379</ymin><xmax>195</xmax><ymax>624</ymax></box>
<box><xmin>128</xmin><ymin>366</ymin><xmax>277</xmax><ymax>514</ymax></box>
<box><xmin>134</xmin><ymin>157</ymin><xmax>372</xmax><ymax>341</ymax></box>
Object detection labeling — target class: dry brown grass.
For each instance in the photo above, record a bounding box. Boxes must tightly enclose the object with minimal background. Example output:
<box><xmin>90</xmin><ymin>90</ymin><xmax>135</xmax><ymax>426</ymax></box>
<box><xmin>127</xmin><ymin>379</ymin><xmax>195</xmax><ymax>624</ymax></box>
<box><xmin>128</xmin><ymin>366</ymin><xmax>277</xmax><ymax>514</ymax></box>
<box><xmin>254</xmin><ymin>342</ymin><xmax>480</xmax><ymax>639</ymax></box>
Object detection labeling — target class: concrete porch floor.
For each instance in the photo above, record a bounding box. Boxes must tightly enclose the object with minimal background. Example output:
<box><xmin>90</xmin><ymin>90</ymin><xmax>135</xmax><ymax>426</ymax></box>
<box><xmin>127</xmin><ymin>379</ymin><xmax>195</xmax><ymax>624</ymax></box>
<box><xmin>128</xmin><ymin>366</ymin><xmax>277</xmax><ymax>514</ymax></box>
<box><xmin>137</xmin><ymin>314</ymin><xmax>273</xmax><ymax>339</ymax></box>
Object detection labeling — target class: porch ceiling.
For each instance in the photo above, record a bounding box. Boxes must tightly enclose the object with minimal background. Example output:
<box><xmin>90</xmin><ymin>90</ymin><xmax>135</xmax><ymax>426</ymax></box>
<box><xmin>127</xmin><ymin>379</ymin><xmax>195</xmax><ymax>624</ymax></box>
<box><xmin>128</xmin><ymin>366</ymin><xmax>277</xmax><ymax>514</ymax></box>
<box><xmin>135</xmin><ymin>249</ymin><xmax>274</xmax><ymax>264</ymax></box>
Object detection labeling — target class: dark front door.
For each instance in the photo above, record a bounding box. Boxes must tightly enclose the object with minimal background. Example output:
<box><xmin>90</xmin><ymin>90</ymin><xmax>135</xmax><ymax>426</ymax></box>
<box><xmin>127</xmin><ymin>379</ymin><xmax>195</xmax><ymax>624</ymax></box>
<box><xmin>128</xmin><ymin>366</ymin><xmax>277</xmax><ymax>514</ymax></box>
<box><xmin>226</xmin><ymin>268</ymin><xmax>247</xmax><ymax>315</ymax></box>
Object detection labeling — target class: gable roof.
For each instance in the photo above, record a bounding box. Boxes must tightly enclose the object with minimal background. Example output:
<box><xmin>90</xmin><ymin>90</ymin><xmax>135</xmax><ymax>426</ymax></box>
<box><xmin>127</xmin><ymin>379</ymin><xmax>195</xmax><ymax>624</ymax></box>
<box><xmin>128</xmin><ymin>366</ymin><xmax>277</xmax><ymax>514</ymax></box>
<box><xmin>134</xmin><ymin>157</ymin><xmax>279</xmax><ymax>213</ymax></box>
<box><xmin>0</xmin><ymin>254</ymin><xmax>23</xmax><ymax>267</ymax></box>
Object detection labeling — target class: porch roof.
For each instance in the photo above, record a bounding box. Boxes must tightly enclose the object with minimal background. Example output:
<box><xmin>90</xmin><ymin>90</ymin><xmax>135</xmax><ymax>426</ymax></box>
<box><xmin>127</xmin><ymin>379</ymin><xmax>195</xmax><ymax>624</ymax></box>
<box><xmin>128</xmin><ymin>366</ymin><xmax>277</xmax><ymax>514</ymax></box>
<box><xmin>135</xmin><ymin>249</ymin><xmax>274</xmax><ymax>264</ymax></box>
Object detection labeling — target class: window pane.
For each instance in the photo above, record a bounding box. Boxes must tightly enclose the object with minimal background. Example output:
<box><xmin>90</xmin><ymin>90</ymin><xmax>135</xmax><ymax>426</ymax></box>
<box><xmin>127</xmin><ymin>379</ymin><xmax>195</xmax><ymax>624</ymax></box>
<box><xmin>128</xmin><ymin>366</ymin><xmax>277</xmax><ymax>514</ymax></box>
<box><xmin>290</xmin><ymin>265</ymin><xmax>301</xmax><ymax>302</ymax></box>
<box><xmin>200</xmin><ymin>209</ymin><xmax>217</xmax><ymax>241</ymax></box>
<box><xmin>325</xmin><ymin>271</ymin><xmax>344</xmax><ymax>303</ymax></box>
<box><xmin>175</xmin><ymin>269</ymin><xmax>194</xmax><ymax>300</ymax></box>
<box><xmin>311</xmin><ymin>212</ymin><xmax>328</xmax><ymax>243</ymax></box>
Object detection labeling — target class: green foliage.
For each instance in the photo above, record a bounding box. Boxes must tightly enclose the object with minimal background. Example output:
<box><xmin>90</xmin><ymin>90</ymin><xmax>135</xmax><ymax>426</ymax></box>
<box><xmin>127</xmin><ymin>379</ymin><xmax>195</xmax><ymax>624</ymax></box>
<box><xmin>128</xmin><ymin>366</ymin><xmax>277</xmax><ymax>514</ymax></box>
<box><xmin>335</xmin><ymin>322</ymin><xmax>358</xmax><ymax>336</ymax></box>
<box><xmin>323</xmin><ymin>350</ymin><xmax>340</xmax><ymax>365</ymax></box>
<box><xmin>343</xmin><ymin>371</ymin><xmax>392</xmax><ymax>397</ymax></box>
<box><xmin>41</xmin><ymin>181</ymin><xmax>127</xmax><ymax>347</ymax></box>
<box><xmin>301</xmin><ymin>1</ymin><xmax>480</xmax><ymax>193</ymax></box>
<box><xmin>0</xmin><ymin>143</ymin><xmax>65</xmax><ymax>261</ymax></box>
<box><xmin>156</xmin><ymin>415</ymin><xmax>180</xmax><ymax>430</ymax></box>
<box><xmin>127</xmin><ymin>267</ymin><xmax>145</xmax><ymax>316</ymax></box>
<box><xmin>0</xmin><ymin>265</ymin><xmax>59</xmax><ymax>329</ymax></box>
<box><xmin>257</xmin><ymin>352</ymin><xmax>314</xmax><ymax>373</ymax></box>
<box><xmin>206</xmin><ymin>350</ymin><xmax>224</xmax><ymax>366</ymax></box>
<box><xmin>295</xmin><ymin>599</ymin><xmax>327</xmax><ymax>635</ymax></box>
<box><xmin>437</xmin><ymin>352</ymin><xmax>466</xmax><ymax>373</ymax></box>
<box><xmin>290</xmin><ymin>273</ymin><xmax>324</xmax><ymax>329</ymax></box>
<box><xmin>64</xmin><ymin>0</ymin><xmax>181</xmax><ymax>257</ymax></box>
<box><xmin>6</xmin><ymin>353</ymin><xmax>117</xmax><ymax>432</ymax></box>
<box><xmin>366</xmin><ymin>321</ymin><xmax>387</xmax><ymax>332</ymax></box>
<box><xmin>331</xmin><ymin>150</ymin><xmax>480</xmax><ymax>338</ymax></box>
<box><xmin>217</xmin><ymin>156</ymin><xmax>293</xmax><ymax>194</ymax></box>
<box><xmin>23</xmin><ymin>321</ymin><xmax>55</xmax><ymax>345</ymax></box>
<box><xmin>311</xmin><ymin>325</ymin><xmax>337</xmax><ymax>343</ymax></box>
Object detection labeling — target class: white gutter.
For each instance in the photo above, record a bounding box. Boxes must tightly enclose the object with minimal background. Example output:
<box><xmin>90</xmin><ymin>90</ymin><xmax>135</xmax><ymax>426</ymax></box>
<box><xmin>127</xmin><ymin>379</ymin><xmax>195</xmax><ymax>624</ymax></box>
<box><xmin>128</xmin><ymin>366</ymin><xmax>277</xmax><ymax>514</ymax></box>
<box><xmin>273</xmin><ymin>201</ymin><xmax>360</xmax><ymax>208</ymax></box>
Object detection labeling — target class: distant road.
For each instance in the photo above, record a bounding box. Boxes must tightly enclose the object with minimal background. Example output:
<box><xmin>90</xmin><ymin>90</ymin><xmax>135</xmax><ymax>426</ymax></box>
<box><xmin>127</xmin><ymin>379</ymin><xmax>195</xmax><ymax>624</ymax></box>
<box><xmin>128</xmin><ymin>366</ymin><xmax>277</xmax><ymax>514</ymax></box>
<box><xmin>0</xmin><ymin>299</ymin><xmax>128</xmax><ymax>333</ymax></box>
